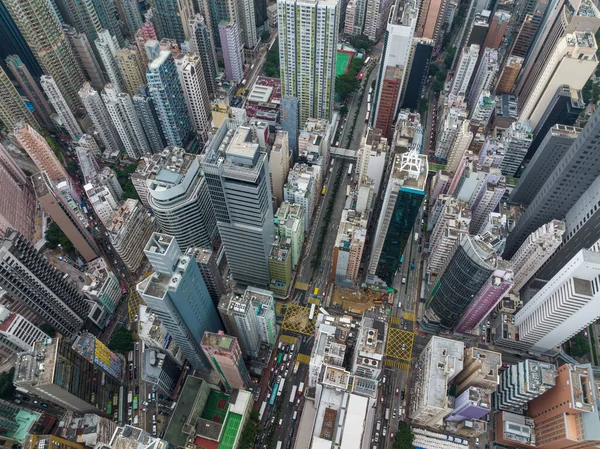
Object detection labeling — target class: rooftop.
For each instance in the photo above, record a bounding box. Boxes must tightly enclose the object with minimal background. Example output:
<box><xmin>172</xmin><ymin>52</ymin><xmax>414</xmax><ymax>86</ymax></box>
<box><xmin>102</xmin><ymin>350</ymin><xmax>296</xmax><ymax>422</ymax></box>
<box><xmin>201</xmin><ymin>331</ymin><xmax>236</xmax><ymax>352</ymax></box>
<box><xmin>133</xmin><ymin>147</ymin><xmax>195</xmax><ymax>190</ymax></box>
<box><xmin>391</xmin><ymin>151</ymin><xmax>428</xmax><ymax>192</ymax></box>
<box><xmin>164</xmin><ymin>376</ymin><xmax>204</xmax><ymax>447</ymax></box>
<box><xmin>422</xmin><ymin>337</ymin><xmax>464</xmax><ymax>408</ymax></box>
<box><xmin>15</xmin><ymin>338</ymin><xmax>58</xmax><ymax>387</ymax></box>
<box><xmin>107</xmin><ymin>199</ymin><xmax>140</xmax><ymax>237</ymax></box>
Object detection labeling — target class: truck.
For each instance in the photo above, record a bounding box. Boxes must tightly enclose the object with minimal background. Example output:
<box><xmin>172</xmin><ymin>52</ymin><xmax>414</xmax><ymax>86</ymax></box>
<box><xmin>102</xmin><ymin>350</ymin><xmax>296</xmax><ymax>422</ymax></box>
<box><xmin>385</xmin><ymin>408</ymin><xmax>390</xmax><ymax>421</ymax></box>
<box><xmin>127</xmin><ymin>392</ymin><xmax>133</xmax><ymax>405</ymax></box>
<box><xmin>293</xmin><ymin>361</ymin><xmax>300</xmax><ymax>374</ymax></box>
<box><xmin>290</xmin><ymin>385</ymin><xmax>297</xmax><ymax>402</ymax></box>
<box><xmin>277</xmin><ymin>379</ymin><xmax>285</xmax><ymax>397</ymax></box>
<box><xmin>298</xmin><ymin>382</ymin><xmax>305</xmax><ymax>395</ymax></box>
<box><xmin>414</xmin><ymin>233</ymin><xmax>419</xmax><ymax>242</ymax></box>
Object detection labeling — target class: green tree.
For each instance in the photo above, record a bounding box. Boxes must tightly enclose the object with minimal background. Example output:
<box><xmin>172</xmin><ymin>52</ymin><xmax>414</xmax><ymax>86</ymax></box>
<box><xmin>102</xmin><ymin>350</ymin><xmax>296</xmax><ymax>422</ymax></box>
<box><xmin>347</xmin><ymin>57</ymin><xmax>364</xmax><ymax>76</ymax></box>
<box><xmin>45</xmin><ymin>222</ymin><xmax>73</xmax><ymax>252</ymax></box>
<box><xmin>593</xmin><ymin>82</ymin><xmax>600</xmax><ymax>104</ymax></box>
<box><xmin>583</xmin><ymin>79</ymin><xmax>593</xmax><ymax>104</ymax></box>
<box><xmin>348</xmin><ymin>35</ymin><xmax>374</xmax><ymax>52</ymax></box>
<box><xmin>261</xmin><ymin>30</ymin><xmax>270</xmax><ymax>42</ymax></box>
<box><xmin>444</xmin><ymin>46</ymin><xmax>456</xmax><ymax>70</ymax></box>
<box><xmin>569</xmin><ymin>332</ymin><xmax>590</xmax><ymax>357</ymax></box>
<box><xmin>432</xmin><ymin>79</ymin><xmax>444</xmax><ymax>94</ymax></box>
<box><xmin>237</xmin><ymin>420</ymin><xmax>258</xmax><ymax>449</ymax></box>
<box><xmin>393</xmin><ymin>423</ymin><xmax>414</xmax><ymax>449</ymax></box>
<box><xmin>428</xmin><ymin>63</ymin><xmax>439</xmax><ymax>77</ymax></box>
<box><xmin>66</xmin><ymin>160</ymin><xmax>78</xmax><ymax>175</ymax></box>
<box><xmin>114</xmin><ymin>163</ymin><xmax>140</xmax><ymax>201</ymax></box>
<box><xmin>335</xmin><ymin>73</ymin><xmax>360</xmax><ymax>99</ymax></box>
<box><xmin>418</xmin><ymin>98</ymin><xmax>428</xmax><ymax>115</ymax></box>
<box><xmin>108</xmin><ymin>327</ymin><xmax>134</xmax><ymax>352</ymax></box>
<box><xmin>263</xmin><ymin>39</ymin><xmax>280</xmax><ymax>78</ymax></box>
<box><xmin>340</xmin><ymin>104</ymin><xmax>349</xmax><ymax>116</ymax></box>
<box><xmin>0</xmin><ymin>368</ymin><xmax>16</xmax><ymax>400</ymax></box>
<box><xmin>39</xmin><ymin>322</ymin><xmax>56</xmax><ymax>337</ymax></box>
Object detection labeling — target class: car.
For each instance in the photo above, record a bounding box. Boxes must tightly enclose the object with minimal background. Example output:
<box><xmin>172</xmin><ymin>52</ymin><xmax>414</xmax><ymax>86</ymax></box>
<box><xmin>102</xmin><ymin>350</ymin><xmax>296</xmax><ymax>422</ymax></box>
<box><xmin>142</xmin><ymin>401</ymin><xmax>148</xmax><ymax>406</ymax></box>
<box><xmin>382</xmin><ymin>427</ymin><xmax>386</xmax><ymax>437</ymax></box>
<box><xmin>401</xmin><ymin>277</ymin><xmax>406</xmax><ymax>284</ymax></box>
<box><xmin>393</xmin><ymin>409</ymin><xmax>397</xmax><ymax>419</ymax></box>
<box><xmin>129</xmin><ymin>363</ymin><xmax>134</xmax><ymax>370</ymax></box>
<box><xmin>135</xmin><ymin>386</ymin><xmax>139</xmax><ymax>394</ymax></box>
<box><xmin>134</xmin><ymin>315</ymin><xmax>138</xmax><ymax>321</ymax></box>
<box><xmin>78</xmin><ymin>276</ymin><xmax>85</xmax><ymax>282</ymax></box>
<box><xmin>296</xmin><ymin>398</ymin><xmax>301</xmax><ymax>406</ymax></box>
<box><xmin>152</xmin><ymin>414</ymin><xmax>156</xmax><ymax>423</ymax></box>
<box><xmin>401</xmin><ymin>344</ymin><xmax>406</xmax><ymax>351</ymax></box>
<box><xmin>390</xmin><ymin>432</ymin><xmax>394</xmax><ymax>441</ymax></box>
<box><xmin>374</xmin><ymin>434</ymin><xmax>379</xmax><ymax>443</ymax></box>
<box><xmin>403</xmin><ymin>322</ymin><xmax>408</xmax><ymax>330</ymax></box>
<box><xmin>395</xmin><ymin>388</ymin><xmax>399</xmax><ymax>396</ymax></box>
<box><xmin>475</xmin><ymin>437</ymin><xmax>480</xmax><ymax>445</ymax></box>
<box><xmin>380</xmin><ymin>396</ymin><xmax>384</xmax><ymax>404</ymax></box>
<box><xmin>278</xmin><ymin>419</ymin><xmax>283</xmax><ymax>428</ymax></box>
<box><xmin>401</xmin><ymin>390</ymin><xmax>405</xmax><ymax>400</ymax></box>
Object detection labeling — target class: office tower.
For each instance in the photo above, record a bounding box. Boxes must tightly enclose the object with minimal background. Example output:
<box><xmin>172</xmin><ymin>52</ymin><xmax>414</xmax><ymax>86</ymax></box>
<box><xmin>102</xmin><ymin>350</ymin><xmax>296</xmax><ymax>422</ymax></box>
<box><xmin>0</xmin><ymin>0</ymin><xmax>43</xmax><ymax>81</ymax></box>
<box><xmin>503</xmin><ymin>109</ymin><xmax>600</xmax><ymax>259</ymax></box>
<box><xmin>40</xmin><ymin>76</ymin><xmax>82</xmax><ymax>140</ymax></box>
<box><xmin>278</xmin><ymin>0</ymin><xmax>339</xmax><ymax>124</ymax></box>
<box><xmin>4</xmin><ymin>0</ymin><xmax>85</xmax><ymax>111</ymax></box>
<box><xmin>515</xmin><ymin>248</ymin><xmax>600</xmax><ymax>352</ymax></box>
<box><xmin>449</xmin><ymin>44</ymin><xmax>479</xmax><ymax>105</ymax></box>
<box><xmin>95</xmin><ymin>30</ymin><xmax>126</xmax><ymax>93</ymax></box>
<box><xmin>469</xmin><ymin>175</ymin><xmax>505</xmax><ymax>234</ymax></box>
<box><xmin>467</xmin><ymin>48</ymin><xmax>498</xmax><ymax>109</ymax></box>
<box><xmin>499</xmin><ymin>121</ymin><xmax>532</xmax><ymax>177</ymax></box>
<box><xmin>132</xmin><ymin>90</ymin><xmax>165</xmax><ymax>154</ymax></box>
<box><xmin>368</xmin><ymin>149</ymin><xmax>427</xmax><ymax>285</ymax></box>
<box><xmin>401</xmin><ymin>40</ymin><xmax>433</xmax><ymax>109</ymax></box>
<box><xmin>496</xmin><ymin>56</ymin><xmax>523</xmax><ymax>94</ymax></box>
<box><xmin>510</xmin><ymin>125</ymin><xmax>579</xmax><ymax>205</ymax></box>
<box><xmin>0</xmin><ymin>305</ymin><xmax>49</xmax><ymax>358</ymax></box>
<box><xmin>12</xmin><ymin>122</ymin><xmax>68</xmax><ymax>181</ymax></box>
<box><xmin>454</xmin><ymin>347</ymin><xmax>502</xmax><ymax>395</ymax></box>
<box><xmin>363</xmin><ymin>0</ymin><xmax>394</xmax><ymax>41</ymax></box>
<box><xmin>269</xmin><ymin>131</ymin><xmax>290</xmax><ymax>205</ymax></box>
<box><xmin>14</xmin><ymin>338</ymin><xmax>121</xmax><ymax>414</ymax></box>
<box><xmin>445</xmin><ymin>386</ymin><xmax>492</xmax><ymax>423</ymax></box>
<box><xmin>84</xmin><ymin>169</ymin><xmax>123</xmax><ymax>225</ymax></box>
<box><xmin>63</xmin><ymin>26</ymin><xmax>105</xmax><ymax>91</ymax></box>
<box><xmin>511</xmin><ymin>12</ymin><xmax>543</xmax><ymax>58</ymax></box>
<box><xmin>415</xmin><ymin>0</ymin><xmax>448</xmax><ymax>43</ymax></box>
<box><xmin>201</xmin><ymin>121</ymin><xmax>275</xmax><ymax>287</ymax></box>
<box><xmin>149</xmin><ymin>0</ymin><xmax>189</xmax><ymax>42</ymax></box>
<box><xmin>0</xmin><ymin>230</ymin><xmax>90</xmax><ymax>336</ymax></box>
<box><xmin>139</xmin><ymin>233</ymin><xmax>223</xmax><ymax>372</ymax></box>
<box><xmin>79</xmin><ymin>83</ymin><xmax>125</xmax><ymax>153</ymax></box>
<box><xmin>107</xmin><ymin>199</ymin><xmax>157</xmax><ymax>271</ymax></box>
<box><xmin>422</xmin><ymin>235</ymin><xmax>497</xmax><ymax>332</ymax></box>
<box><xmin>428</xmin><ymin>198</ymin><xmax>471</xmax><ymax>275</ymax></box>
<box><xmin>333</xmin><ymin>208</ymin><xmax>367</xmax><ymax>286</ymax></box>
<box><xmin>136</xmin><ymin>147</ymin><xmax>217</xmax><ymax>248</ymax></box>
<box><xmin>269</xmin><ymin>237</ymin><xmax>292</xmax><ymax>295</ymax></box>
<box><xmin>466</xmin><ymin>12</ymin><xmax>489</xmax><ymax>47</ymax></box>
<box><xmin>5</xmin><ymin>55</ymin><xmax>53</xmax><ymax>128</ymax></box>
<box><xmin>526</xmin><ymin>85</ymin><xmax>584</xmax><ymax>161</ymax></box>
<box><xmin>0</xmin><ymin>67</ymin><xmax>39</xmax><ymax>132</ymax></box>
<box><xmin>280</xmin><ymin>96</ymin><xmax>299</xmax><ymax>157</ymax></box>
<box><xmin>482</xmin><ymin>11</ymin><xmax>510</xmax><ymax>50</ymax></box>
<box><xmin>115</xmin><ymin>48</ymin><xmax>146</xmax><ymax>96</ymax></box>
<box><xmin>141</xmin><ymin>348</ymin><xmax>182</xmax><ymax>395</ymax></box>
<box><xmin>32</xmin><ymin>173</ymin><xmax>99</xmax><ymax>261</ymax></box>
<box><xmin>0</xmin><ymin>144</ymin><xmax>35</xmax><ymax>240</ymax></box>
<box><xmin>189</xmin><ymin>14</ymin><xmax>218</xmax><ymax>97</ymax></box>
<box><xmin>146</xmin><ymin>44</ymin><xmax>193</xmax><ymax>147</ymax></box>
<box><xmin>218</xmin><ymin>21</ymin><xmax>244</xmax><ymax>82</ymax></box>
<box><xmin>497</xmin><ymin>359</ymin><xmax>557</xmax><ymax>411</ymax></box>
<box><xmin>445</xmin><ymin>120</ymin><xmax>473</xmax><ymax>174</ymax></box>
<box><xmin>454</xmin><ymin>267</ymin><xmax>513</xmax><ymax>333</ymax></box>
<box><xmin>201</xmin><ymin>331</ymin><xmax>250</xmax><ymax>390</ymax></box>
<box><xmin>519</xmin><ymin>32</ymin><xmax>597</xmax><ymax>129</ymax></box>
<box><xmin>175</xmin><ymin>54</ymin><xmax>211</xmax><ymax>145</ymax></box>
<box><xmin>509</xmin><ymin>220</ymin><xmax>565</xmax><ymax>292</ymax></box>
<box><xmin>121</xmin><ymin>0</ymin><xmax>143</xmax><ymax>37</ymax></box>
<box><xmin>375</xmin><ymin>66</ymin><xmax>403</xmax><ymax>140</ymax></box>
<box><xmin>188</xmin><ymin>248</ymin><xmax>226</xmax><ymax>307</ymax></box>
<box><xmin>409</xmin><ymin>337</ymin><xmax>464</xmax><ymax>426</ymax></box>
<box><xmin>101</xmin><ymin>85</ymin><xmax>150</xmax><ymax>158</ymax></box>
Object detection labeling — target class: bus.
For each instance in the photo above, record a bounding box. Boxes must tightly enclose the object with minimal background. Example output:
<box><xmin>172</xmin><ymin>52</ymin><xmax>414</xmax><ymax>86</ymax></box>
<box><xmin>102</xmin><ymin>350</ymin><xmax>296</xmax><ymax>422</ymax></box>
<box><xmin>347</xmin><ymin>164</ymin><xmax>353</xmax><ymax>176</ymax></box>
<box><xmin>289</xmin><ymin>385</ymin><xmax>297</xmax><ymax>402</ymax></box>
<box><xmin>258</xmin><ymin>401</ymin><xmax>267</xmax><ymax>421</ymax></box>
<box><xmin>277</xmin><ymin>353</ymin><xmax>283</xmax><ymax>365</ymax></box>
<box><xmin>364</xmin><ymin>57</ymin><xmax>371</xmax><ymax>65</ymax></box>
<box><xmin>298</xmin><ymin>382</ymin><xmax>305</xmax><ymax>396</ymax></box>
<box><xmin>385</xmin><ymin>408</ymin><xmax>390</xmax><ymax>421</ymax></box>
<box><xmin>133</xmin><ymin>396</ymin><xmax>138</xmax><ymax>410</ymax></box>
<box><xmin>309</xmin><ymin>303</ymin><xmax>316</xmax><ymax>320</ymax></box>
<box><xmin>128</xmin><ymin>351</ymin><xmax>134</xmax><ymax>362</ymax></box>
<box><xmin>321</xmin><ymin>187</ymin><xmax>327</xmax><ymax>195</ymax></box>
<box><xmin>399</xmin><ymin>255</ymin><xmax>404</xmax><ymax>264</ymax></box>
<box><xmin>270</xmin><ymin>384</ymin><xmax>279</xmax><ymax>405</ymax></box>
<box><xmin>367</xmin><ymin>103</ymin><xmax>371</xmax><ymax>113</ymax></box>
<box><xmin>278</xmin><ymin>379</ymin><xmax>285</xmax><ymax>397</ymax></box>
<box><xmin>127</xmin><ymin>392</ymin><xmax>133</xmax><ymax>405</ymax></box>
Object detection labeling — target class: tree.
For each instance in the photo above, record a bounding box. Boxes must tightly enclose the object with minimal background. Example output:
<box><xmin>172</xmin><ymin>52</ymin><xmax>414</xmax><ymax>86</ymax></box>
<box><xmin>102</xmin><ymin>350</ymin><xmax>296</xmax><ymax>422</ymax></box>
<box><xmin>583</xmin><ymin>79</ymin><xmax>593</xmax><ymax>104</ymax></box>
<box><xmin>108</xmin><ymin>327</ymin><xmax>134</xmax><ymax>352</ymax></box>
<box><xmin>45</xmin><ymin>222</ymin><xmax>73</xmax><ymax>252</ymax></box>
<box><xmin>428</xmin><ymin>63</ymin><xmax>439</xmax><ymax>77</ymax></box>
<box><xmin>261</xmin><ymin>30</ymin><xmax>270</xmax><ymax>42</ymax></box>
<box><xmin>340</xmin><ymin>104</ymin><xmax>349</xmax><ymax>116</ymax></box>
<box><xmin>418</xmin><ymin>98</ymin><xmax>428</xmax><ymax>115</ymax></box>
<box><xmin>593</xmin><ymin>82</ymin><xmax>600</xmax><ymax>104</ymax></box>
<box><xmin>432</xmin><ymin>79</ymin><xmax>444</xmax><ymax>94</ymax></box>
<box><xmin>348</xmin><ymin>35</ymin><xmax>374</xmax><ymax>52</ymax></box>
<box><xmin>0</xmin><ymin>368</ymin><xmax>16</xmax><ymax>400</ymax></box>
<box><xmin>347</xmin><ymin>57</ymin><xmax>364</xmax><ymax>76</ymax></box>
<box><xmin>39</xmin><ymin>322</ymin><xmax>56</xmax><ymax>337</ymax></box>
<box><xmin>114</xmin><ymin>163</ymin><xmax>140</xmax><ymax>201</ymax></box>
<box><xmin>335</xmin><ymin>73</ymin><xmax>360</xmax><ymax>99</ymax></box>
<box><xmin>569</xmin><ymin>332</ymin><xmax>590</xmax><ymax>357</ymax></box>
<box><xmin>263</xmin><ymin>39</ymin><xmax>280</xmax><ymax>78</ymax></box>
<box><xmin>237</xmin><ymin>420</ymin><xmax>258</xmax><ymax>449</ymax></box>
<box><xmin>393</xmin><ymin>423</ymin><xmax>414</xmax><ymax>449</ymax></box>
<box><xmin>66</xmin><ymin>160</ymin><xmax>78</xmax><ymax>176</ymax></box>
<box><xmin>444</xmin><ymin>46</ymin><xmax>456</xmax><ymax>70</ymax></box>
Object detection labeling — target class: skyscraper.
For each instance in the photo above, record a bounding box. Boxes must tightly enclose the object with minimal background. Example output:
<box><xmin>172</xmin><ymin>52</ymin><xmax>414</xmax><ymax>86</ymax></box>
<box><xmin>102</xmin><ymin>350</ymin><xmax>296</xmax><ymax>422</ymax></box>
<box><xmin>120</xmin><ymin>0</ymin><xmax>143</xmax><ymax>37</ymax></box>
<box><xmin>12</xmin><ymin>122</ymin><xmax>68</xmax><ymax>182</ymax></box>
<box><xmin>0</xmin><ymin>66</ymin><xmax>39</xmax><ymax>132</ymax></box>
<box><xmin>40</xmin><ymin>75</ymin><xmax>83</xmax><ymax>141</ymax></box>
<box><xmin>374</xmin><ymin>65</ymin><xmax>403</xmax><ymax>140</ymax></box>
<box><xmin>200</xmin><ymin>120</ymin><xmax>275</xmax><ymax>287</ymax></box>
<box><xmin>115</xmin><ymin>48</ymin><xmax>146</xmax><ymax>96</ymax></box>
<box><xmin>368</xmin><ymin>149</ymin><xmax>428</xmax><ymax>285</ymax></box>
<box><xmin>482</xmin><ymin>11</ymin><xmax>510</xmax><ymax>50</ymax></box>
<box><xmin>146</xmin><ymin>43</ymin><xmax>193</xmax><ymax>147</ymax></box>
<box><xmin>0</xmin><ymin>230</ymin><xmax>90</xmax><ymax>336</ymax></box>
<box><xmin>188</xmin><ymin>248</ymin><xmax>226</xmax><ymax>307</ymax></box>
<box><xmin>469</xmin><ymin>175</ymin><xmax>506</xmax><ymax>235</ymax></box>
<box><xmin>79</xmin><ymin>82</ymin><xmax>125</xmax><ymax>154</ymax></box>
<box><xmin>132</xmin><ymin>89</ymin><xmax>166</xmax><ymax>154</ymax></box>
<box><xmin>149</xmin><ymin>0</ymin><xmax>190</xmax><ymax>42</ymax></box>
<box><xmin>175</xmin><ymin>54</ymin><xmax>211</xmax><ymax>144</ymax></box>
<box><xmin>5</xmin><ymin>55</ymin><xmax>53</xmax><ymax>128</ymax></box>
<box><xmin>200</xmin><ymin>331</ymin><xmax>250</xmax><ymax>390</ymax></box>
<box><xmin>449</xmin><ymin>44</ymin><xmax>479</xmax><ymax>106</ymax></box>
<box><xmin>496</xmin><ymin>55</ymin><xmax>523</xmax><ymax>94</ymax></box>
<box><xmin>219</xmin><ymin>21</ymin><xmax>244</xmax><ymax>82</ymax></box>
<box><xmin>500</xmin><ymin>121</ymin><xmax>532</xmax><ymax>177</ymax></box>
<box><xmin>95</xmin><ymin>30</ymin><xmax>126</xmax><ymax>93</ymax></box>
<box><xmin>238</xmin><ymin>0</ymin><xmax>258</xmax><ymax>49</ymax></box>
<box><xmin>280</xmin><ymin>96</ymin><xmax>299</xmax><ymax>157</ymax></box>
<box><xmin>63</xmin><ymin>26</ymin><xmax>105</xmax><ymax>91</ymax></box>
<box><xmin>497</xmin><ymin>359</ymin><xmax>556</xmax><ymax>411</ymax></box>
<box><xmin>363</xmin><ymin>0</ymin><xmax>394</xmax><ymax>41</ymax></box>
<box><xmin>189</xmin><ymin>14</ymin><xmax>218</xmax><ymax>97</ymax></box>
<box><xmin>415</xmin><ymin>0</ymin><xmax>448</xmax><ymax>43</ymax></box>
<box><xmin>138</xmin><ymin>233</ymin><xmax>223</xmax><ymax>372</ymax></box>
<box><xmin>503</xmin><ymin>108</ymin><xmax>600</xmax><ymax>259</ymax></box>
<box><xmin>278</xmin><ymin>0</ymin><xmax>339</xmax><ymax>124</ymax></box>
<box><xmin>467</xmin><ymin>48</ymin><xmax>498</xmax><ymax>110</ymax></box>
<box><xmin>4</xmin><ymin>0</ymin><xmax>85</xmax><ymax>110</ymax></box>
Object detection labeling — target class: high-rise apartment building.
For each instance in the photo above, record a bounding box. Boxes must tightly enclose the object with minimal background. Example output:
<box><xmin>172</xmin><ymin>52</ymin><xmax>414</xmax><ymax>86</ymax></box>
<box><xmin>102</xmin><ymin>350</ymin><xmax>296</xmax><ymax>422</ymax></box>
<box><xmin>95</xmin><ymin>30</ymin><xmax>125</xmax><ymax>93</ymax></box>
<box><xmin>445</xmin><ymin>120</ymin><xmax>473</xmax><ymax>174</ymax></box>
<box><xmin>0</xmin><ymin>66</ymin><xmax>38</xmax><ymax>132</ymax></box>
<box><xmin>0</xmin><ymin>305</ymin><xmax>49</xmax><ymax>359</ymax></box>
<box><xmin>13</xmin><ymin>122</ymin><xmax>68</xmax><ymax>182</ymax></box>
<box><xmin>435</xmin><ymin>108</ymin><xmax>468</xmax><ymax>159</ymax></box>
<box><xmin>79</xmin><ymin>83</ymin><xmax>125</xmax><ymax>154</ymax></box>
<box><xmin>218</xmin><ymin>286</ymin><xmax>277</xmax><ymax>358</ymax></box>
<box><xmin>519</xmin><ymin>32</ymin><xmax>597</xmax><ymax>129</ymax></box>
<box><xmin>75</xmin><ymin>136</ymin><xmax>101</xmax><ymax>181</ymax></box>
<box><xmin>146</xmin><ymin>43</ymin><xmax>193</xmax><ymax>147</ymax></box>
<box><xmin>132</xmin><ymin>89</ymin><xmax>166</xmax><ymax>154</ymax></box>
<box><xmin>363</xmin><ymin>0</ymin><xmax>394</xmax><ymax>41</ymax></box>
<box><xmin>101</xmin><ymin>85</ymin><xmax>150</xmax><ymax>159</ymax></box>
<box><xmin>3</xmin><ymin>0</ymin><xmax>85</xmax><ymax>110</ymax></box>
<box><xmin>497</xmin><ymin>359</ymin><xmax>556</xmax><ymax>411</ymax></box>
<box><xmin>135</xmin><ymin>147</ymin><xmax>218</xmax><ymax>249</ymax></box>
<box><xmin>449</xmin><ymin>44</ymin><xmax>479</xmax><ymax>106</ymax></box>
<box><xmin>454</xmin><ymin>347</ymin><xmax>502</xmax><ymax>394</ymax></box>
<box><xmin>275</xmin><ymin>202</ymin><xmax>305</xmax><ymax>266</ymax></box>
<box><xmin>467</xmin><ymin>48</ymin><xmax>498</xmax><ymax>110</ymax></box>
<box><xmin>0</xmin><ymin>230</ymin><xmax>90</xmax><ymax>336</ymax></box>
<box><xmin>115</xmin><ymin>48</ymin><xmax>146</xmax><ymax>96</ymax></box>
<box><xmin>415</xmin><ymin>0</ymin><xmax>448</xmax><ymax>43</ymax></box>
<box><xmin>149</xmin><ymin>0</ymin><xmax>188</xmax><ymax>42</ymax></box>
<box><xmin>368</xmin><ymin>149</ymin><xmax>427</xmax><ymax>285</ymax></box>
<box><xmin>375</xmin><ymin>65</ymin><xmax>403</xmax><ymax>140</ymax></box>
<box><xmin>201</xmin><ymin>331</ymin><xmax>250</xmax><ymax>390</ymax></box>
<box><xmin>422</xmin><ymin>235</ymin><xmax>497</xmax><ymax>332</ymax></box>
<box><xmin>14</xmin><ymin>338</ymin><xmax>121</xmax><ymax>415</ymax></box>
<box><xmin>201</xmin><ymin>120</ymin><xmax>275</xmax><ymax>287</ymax></box>
<box><xmin>280</xmin><ymin>96</ymin><xmax>299</xmax><ymax>156</ymax></box>
<box><xmin>238</xmin><ymin>0</ymin><xmax>258</xmax><ymax>49</ymax></box>
<box><xmin>40</xmin><ymin>76</ymin><xmax>83</xmax><ymax>141</ymax></box>
<box><xmin>84</xmin><ymin>169</ymin><xmax>123</xmax><ymax>225</ymax></box>
<box><xmin>0</xmin><ymin>144</ymin><xmax>36</xmax><ymax>240</ymax></box>
<box><xmin>496</xmin><ymin>55</ymin><xmax>523</xmax><ymax>94</ymax></box>
<box><xmin>503</xmin><ymin>107</ymin><xmax>600</xmax><ymax>259</ymax></box>
<box><xmin>188</xmin><ymin>248</ymin><xmax>226</xmax><ymax>307</ymax></box>
<box><xmin>278</xmin><ymin>0</ymin><xmax>339</xmax><ymax>124</ymax></box>
<box><xmin>500</xmin><ymin>121</ymin><xmax>532</xmax><ymax>177</ymax></box>
<box><xmin>189</xmin><ymin>14</ymin><xmax>218</xmax><ymax>97</ymax></box>
<box><xmin>469</xmin><ymin>175</ymin><xmax>506</xmax><ymax>235</ymax></box>
<box><xmin>5</xmin><ymin>55</ymin><xmax>53</xmax><ymax>128</ymax></box>
<box><xmin>482</xmin><ymin>11</ymin><xmax>510</xmax><ymax>50</ymax></box>
<box><xmin>138</xmin><ymin>233</ymin><xmax>223</xmax><ymax>372</ymax></box>
<box><xmin>120</xmin><ymin>0</ymin><xmax>143</xmax><ymax>37</ymax></box>
<box><xmin>218</xmin><ymin>21</ymin><xmax>244</xmax><ymax>82</ymax></box>
<box><xmin>175</xmin><ymin>54</ymin><xmax>211</xmax><ymax>144</ymax></box>
<box><xmin>63</xmin><ymin>26</ymin><xmax>105</xmax><ymax>91</ymax></box>
<box><xmin>269</xmin><ymin>131</ymin><xmax>290</xmax><ymax>205</ymax></box>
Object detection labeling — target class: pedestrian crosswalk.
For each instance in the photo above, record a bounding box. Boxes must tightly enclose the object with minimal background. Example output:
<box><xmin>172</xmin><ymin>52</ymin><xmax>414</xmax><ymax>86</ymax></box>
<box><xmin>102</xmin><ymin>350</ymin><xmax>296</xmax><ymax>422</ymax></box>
<box><xmin>280</xmin><ymin>335</ymin><xmax>298</xmax><ymax>345</ymax></box>
<box><xmin>384</xmin><ymin>359</ymin><xmax>410</xmax><ymax>370</ymax></box>
<box><xmin>297</xmin><ymin>354</ymin><xmax>311</xmax><ymax>364</ymax></box>
<box><xmin>403</xmin><ymin>311</ymin><xmax>416</xmax><ymax>321</ymax></box>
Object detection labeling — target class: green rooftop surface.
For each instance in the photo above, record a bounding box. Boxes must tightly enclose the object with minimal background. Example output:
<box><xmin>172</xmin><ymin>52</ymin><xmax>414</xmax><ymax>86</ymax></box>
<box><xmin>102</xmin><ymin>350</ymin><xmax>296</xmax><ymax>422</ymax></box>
<box><xmin>336</xmin><ymin>52</ymin><xmax>351</xmax><ymax>76</ymax></box>
<box><xmin>202</xmin><ymin>390</ymin><xmax>229</xmax><ymax>423</ymax></box>
<box><xmin>10</xmin><ymin>410</ymin><xmax>41</xmax><ymax>442</ymax></box>
<box><xmin>218</xmin><ymin>413</ymin><xmax>242</xmax><ymax>449</ymax></box>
